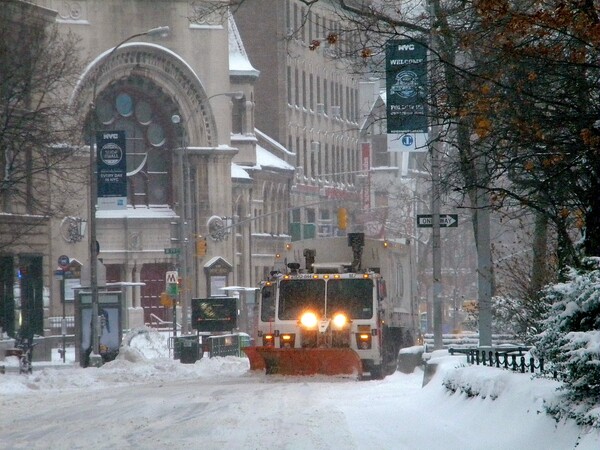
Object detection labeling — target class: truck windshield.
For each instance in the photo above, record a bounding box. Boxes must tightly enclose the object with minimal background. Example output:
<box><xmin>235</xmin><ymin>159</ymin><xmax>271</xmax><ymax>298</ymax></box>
<box><xmin>326</xmin><ymin>278</ymin><xmax>374</xmax><ymax>319</ymax></box>
<box><xmin>278</xmin><ymin>279</ymin><xmax>326</xmax><ymax>320</ymax></box>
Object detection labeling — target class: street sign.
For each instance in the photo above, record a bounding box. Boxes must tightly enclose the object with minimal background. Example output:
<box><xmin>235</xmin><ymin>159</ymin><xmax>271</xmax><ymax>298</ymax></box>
<box><xmin>164</xmin><ymin>247</ymin><xmax>181</xmax><ymax>255</ymax></box>
<box><xmin>58</xmin><ymin>255</ymin><xmax>70</xmax><ymax>269</ymax></box>
<box><xmin>166</xmin><ymin>271</ymin><xmax>178</xmax><ymax>284</ymax></box>
<box><xmin>54</xmin><ymin>269</ymin><xmax>65</xmax><ymax>280</ymax></box>
<box><xmin>166</xmin><ymin>271</ymin><xmax>179</xmax><ymax>296</ymax></box>
<box><xmin>416</xmin><ymin>214</ymin><xmax>458</xmax><ymax>228</ymax></box>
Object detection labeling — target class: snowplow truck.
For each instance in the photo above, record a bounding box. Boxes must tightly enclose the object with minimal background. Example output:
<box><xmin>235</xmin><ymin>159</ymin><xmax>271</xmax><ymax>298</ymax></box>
<box><xmin>245</xmin><ymin>233</ymin><xmax>416</xmax><ymax>379</ymax></box>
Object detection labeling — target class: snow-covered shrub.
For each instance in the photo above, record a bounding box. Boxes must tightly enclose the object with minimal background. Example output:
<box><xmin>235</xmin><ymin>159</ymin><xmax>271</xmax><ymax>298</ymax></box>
<box><xmin>535</xmin><ymin>257</ymin><xmax>600</xmax><ymax>428</ymax></box>
<box><xmin>492</xmin><ymin>294</ymin><xmax>550</xmax><ymax>342</ymax></box>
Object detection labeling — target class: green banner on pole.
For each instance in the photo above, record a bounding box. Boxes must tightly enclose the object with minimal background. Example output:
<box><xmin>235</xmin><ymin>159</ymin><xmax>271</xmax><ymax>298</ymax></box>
<box><xmin>386</xmin><ymin>40</ymin><xmax>428</xmax><ymax>134</ymax></box>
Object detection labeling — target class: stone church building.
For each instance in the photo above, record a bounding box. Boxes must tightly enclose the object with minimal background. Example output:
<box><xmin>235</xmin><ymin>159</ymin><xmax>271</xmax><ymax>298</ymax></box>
<box><xmin>1</xmin><ymin>0</ymin><xmax>294</xmax><ymax>342</ymax></box>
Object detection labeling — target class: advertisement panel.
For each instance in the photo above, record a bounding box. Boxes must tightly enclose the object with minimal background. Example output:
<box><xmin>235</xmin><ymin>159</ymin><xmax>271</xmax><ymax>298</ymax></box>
<box><xmin>77</xmin><ymin>292</ymin><xmax>121</xmax><ymax>366</ymax></box>
<box><xmin>191</xmin><ymin>297</ymin><xmax>238</xmax><ymax>332</ymax></box>
<box><xmin>96</xmin><ymin>130</ymin><xmax>127</xmax><ymax>210</ymax></box>
<box><xmin>386</xmin><ymin>39</ymin><xmax>428</xmax><ymax>135</ymax></box>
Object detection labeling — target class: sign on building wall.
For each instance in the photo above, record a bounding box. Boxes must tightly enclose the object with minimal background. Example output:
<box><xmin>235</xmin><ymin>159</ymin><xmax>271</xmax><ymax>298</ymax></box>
<box><xmin>361</xmin><ymin>143</ymin><xmax>371</xmax><ymax>209</ymax></box>
<box><xmin>386</xmin><ymin>40</ymin><xmax>429</xmax><ymax>152</ymax></box>
<box><xmin>96</xmin><ymin>130</ymin><xmax>127</xmax><ymax>210</ymax></box>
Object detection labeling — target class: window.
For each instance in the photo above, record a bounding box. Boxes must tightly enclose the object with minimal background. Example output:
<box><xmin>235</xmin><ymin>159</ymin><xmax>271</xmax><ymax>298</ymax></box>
<box><xmin>232</xmin><ymin>97</ymin><xmax>244</xmax><ymax>134</ymax></box>
<box><xmin>299</xmin><ymin>7</ymin><xmax>306</xmax><ymax>41</ymax></box>
<box><xmin>327</xmin><ymin>279</ymin><xmax>374</xmax><ymax>319</ymax></box>
<box><xmin>323</xmin><ymin>79</ymin><xmax>328</xmax><ymax>113</ymax></box>
<box><xmin>291</xmin><ymin>208</ymin><xmax>301</xmax><ymax>222</ymax></box>
<box><xmin>261</xmin><ymin>284</ymin><xmax>276</xmax><ymax>322</ymax></box>
<box><xmin>302</xmin><ymin>70</ymin><xmax>306</xmax><ymax>107</ymax></box>
<box><xmin>287</xmin><ymin>65</ymin><xmax>292</xmax><ymax>103</ymax></box>
<box><xmin>301</xmin><ymin>7</ymin><xmax>306</xmax><ymax>41</ymax></box>
<box><xmin>295</xmin><ymin>68</ymin><xmax>299</xmax><ymax>105</ymax></box>
<box><xmin>94</xmin><ymin>79</ymin><xmax>177</xmax><ymax>207</ymax></box>
<box><xmin>293</xmin><ymin>3</ymin><xmax>298</xmax><ymax>31</ymax></box>
<box><xmin>278</xmin><ymin>279</ymin><xmax>325</xmax><ymax>320</ymax></box>
<box><xmin>303</xmin><ymin>137</ymin><xmax>308</xmax><ymax>175</ymax></box>
<box><xmin>316</xmin><ymin>75</ymin><xmax>321</xmax><ymax>104</ymax></box>
<box><xmin>309</xmin><ymin>73</ymin><xmax>314</xmax><ymax>110</ymax></box>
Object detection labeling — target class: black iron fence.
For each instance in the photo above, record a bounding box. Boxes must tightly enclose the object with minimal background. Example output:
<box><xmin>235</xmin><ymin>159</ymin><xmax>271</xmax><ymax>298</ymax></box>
<box><xmin>448</xmin><ymin>347</ymin><xmax>550</xmax><ymax>376</ymax></box>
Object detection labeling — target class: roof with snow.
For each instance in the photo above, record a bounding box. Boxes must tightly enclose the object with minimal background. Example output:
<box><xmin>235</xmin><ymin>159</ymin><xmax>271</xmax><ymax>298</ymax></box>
<box><xmin>255</xmin><ymin>144</ymin><xmax>294</xmax><ymax>171</ymax></box>
<box><xmin>231</xmin><ymin>163</ymin><xmax>251</xmax><ymax>180</ymax></box>
<box><xmin>255</xmin><ymin>129</ymin><xmax>294</xmax><ymax>157</ymax></box>
<box><xmin>228</xmin><ymin>14</ymin><xmax>259</xmax><ymax>78</ymax></box>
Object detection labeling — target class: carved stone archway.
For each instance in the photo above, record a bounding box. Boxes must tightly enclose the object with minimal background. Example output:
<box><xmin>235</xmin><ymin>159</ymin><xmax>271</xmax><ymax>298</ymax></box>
<box><xmin>71</xmin><ymin>43</ymin><xmax>218</xmax><ymax>147</ymax></box>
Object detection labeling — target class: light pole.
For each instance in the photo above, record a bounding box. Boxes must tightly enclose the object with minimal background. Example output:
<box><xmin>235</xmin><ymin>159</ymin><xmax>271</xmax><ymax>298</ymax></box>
<box><xmin>87</xmin><ymin>26</ymin><xmax>169</xmax><ymax>365</ymax></box>
<box><xmin>171</xmin><ymin>90</ymin><xmax>243</xmax><ymax>335</ymax></box>
<box><xmin>170</xmin><ymin>112</ymin><xmax>190</xmax><ymax>336</ymax></box>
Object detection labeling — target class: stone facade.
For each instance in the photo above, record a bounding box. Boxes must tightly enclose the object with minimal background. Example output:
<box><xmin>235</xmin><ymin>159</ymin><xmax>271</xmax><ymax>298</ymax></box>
<box><xmin>1</xmin><ymin>0</ymin><xmax>294</xmax><ymax>342</ymax></box>
<box><xmin>233</xmin><ymin>0</ymin><xmax>363</xmax><ymax>239</ymax></box>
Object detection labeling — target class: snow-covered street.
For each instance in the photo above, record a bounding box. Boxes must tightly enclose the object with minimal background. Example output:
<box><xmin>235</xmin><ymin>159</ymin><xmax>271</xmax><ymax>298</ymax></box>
<box><xmin>1</xmin><ymin>330</ymin><xmax>599</xmax><ymax>450</ymax></box>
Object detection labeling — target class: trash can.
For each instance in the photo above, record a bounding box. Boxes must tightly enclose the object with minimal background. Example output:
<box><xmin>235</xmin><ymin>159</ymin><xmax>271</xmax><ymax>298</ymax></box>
<box><xmin>239</xmin><ymin>333</ymin><xmax>253</xmax><ymax>357</ymax></box>
<box><xmin>174</xmin><ymin>335</ymin><xmax>200</xmax><ymax>364</ymax></box>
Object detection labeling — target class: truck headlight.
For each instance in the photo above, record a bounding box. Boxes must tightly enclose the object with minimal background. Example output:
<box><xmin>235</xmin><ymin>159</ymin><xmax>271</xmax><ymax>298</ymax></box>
<box><xmin>332</xmin><ymin>313</ymin><xmax>348</xmax><ymax>329</ymax></box>
<box><xmin>300</xmin><ymin>311</ymin><xmax>318</xmax><ymax>328</ymax></box>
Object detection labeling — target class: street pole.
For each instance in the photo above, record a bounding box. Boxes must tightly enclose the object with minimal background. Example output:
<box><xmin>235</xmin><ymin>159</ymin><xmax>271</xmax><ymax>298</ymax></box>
<box><xmin>171</xmin><ymin>112</ymin><xmax>191</xmax><ymax>336</ymax></box>
<box><xmin>429</xmin><ymin>0</ymin><xmax>443</xmax><ymax>350</ymax></box>
<box><xmin>431</xmin><ymin>138</ymin><xmax>443</xmax><ymax>350</ymax></box>
<box><xmin>87</xmin><ymin>26</ymin><xmax>169</xmax><ymax>365</ymax></box>
<box><xmin>178</xmin><ymin>142</ymin><xmax>187</xmax><ymax>335</ymax></box>
<box><xmin>61</xmin><ymin>276</ymin><xmax>66</xmax><ymax>363</ymax></box>
<box><xmin>172</xmin><ymin>292</ymin><xmax>177</xmax><ymax>337</ymax></box>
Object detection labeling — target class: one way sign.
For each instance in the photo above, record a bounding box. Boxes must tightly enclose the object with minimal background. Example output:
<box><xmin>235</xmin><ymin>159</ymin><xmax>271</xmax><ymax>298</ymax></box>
<box><xmin>416</xmin><ymin>214</ymin><xmax>458</xmax><ymax>228</ymax></box>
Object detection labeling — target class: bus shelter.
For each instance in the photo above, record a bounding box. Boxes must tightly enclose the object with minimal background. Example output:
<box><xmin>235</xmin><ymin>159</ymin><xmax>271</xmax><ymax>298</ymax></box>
<box><xmin>74</xmin><ymin>282</ymin><xmax>143</xmax><ymax>367</ymax></box>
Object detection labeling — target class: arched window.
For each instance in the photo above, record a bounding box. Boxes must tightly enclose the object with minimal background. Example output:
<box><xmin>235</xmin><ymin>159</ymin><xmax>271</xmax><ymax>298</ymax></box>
<box><xmin>93</xmin><ymin>78</ymin><xmax>179</xmax><ymax>207</ymax></box>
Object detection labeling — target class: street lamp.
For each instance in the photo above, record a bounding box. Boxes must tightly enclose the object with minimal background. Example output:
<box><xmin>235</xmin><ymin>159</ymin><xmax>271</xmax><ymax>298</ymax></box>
<box><xmin>87</xmin><ymin>26</ymin><xmax>170</xmax><ymax>365</ymax></box>
<box><xmin>207</xmin><ymin>91</ymin><xmax>244</xmax><ymax>101</ymax></box>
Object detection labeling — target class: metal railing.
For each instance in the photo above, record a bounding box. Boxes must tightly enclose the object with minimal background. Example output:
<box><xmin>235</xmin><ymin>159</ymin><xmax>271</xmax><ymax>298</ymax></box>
<box><xmin>449</xmin><ymin>347</ymin><xmax>550</xmax><ymax>376</ymax></box>
<box><xmin>148</xmin><ymin>313</ymin><xmax>181</xmax><ymax>331</ymax></box>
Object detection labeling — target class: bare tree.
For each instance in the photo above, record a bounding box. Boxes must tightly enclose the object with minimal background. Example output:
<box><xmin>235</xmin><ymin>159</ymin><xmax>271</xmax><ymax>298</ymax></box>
<box><xmin>0</xmin><ymin>2</ymin><xmax>85</xmax><ymax>250</ymax></box>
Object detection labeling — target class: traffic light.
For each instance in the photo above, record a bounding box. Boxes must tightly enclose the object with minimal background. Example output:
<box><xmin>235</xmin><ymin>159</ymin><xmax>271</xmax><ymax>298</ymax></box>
<box><xmin>337</xmin><ymin>207</ymin><xmax>348</xmax><ymax>230</ymax></box>
<box><xmin>196</xmin><ymin>237</ymin><xmax>207</xmax><ymax>256</ymax></box>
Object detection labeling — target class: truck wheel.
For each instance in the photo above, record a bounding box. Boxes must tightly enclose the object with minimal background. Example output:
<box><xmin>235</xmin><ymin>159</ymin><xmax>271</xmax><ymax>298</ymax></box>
<box><xmin>370</xmin><ymin>365</ymin><xmax>384</xmax><ymax>380</ymax></box>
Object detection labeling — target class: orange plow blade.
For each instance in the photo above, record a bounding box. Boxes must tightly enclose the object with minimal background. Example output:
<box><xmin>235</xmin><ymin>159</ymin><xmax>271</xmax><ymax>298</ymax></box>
<box><xmin>245</xmin><ymin>347</ymin><xmax>362</xmax><ymax>377</ymax></box>
<box><xmin>243</xmin><ymin>346</ymin><xmax>267</xmax><ymax>371</ymax></box>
